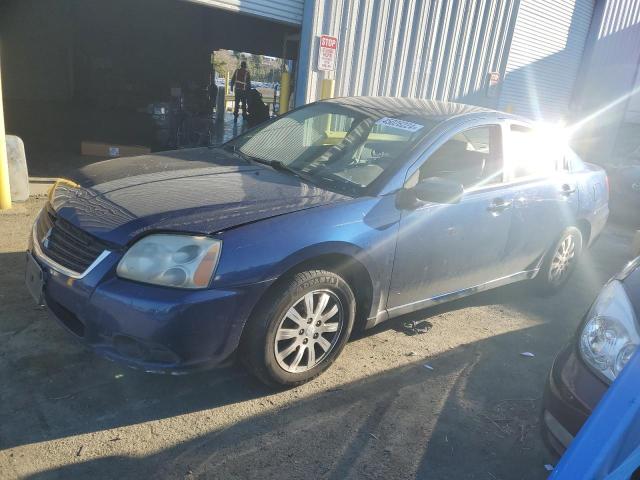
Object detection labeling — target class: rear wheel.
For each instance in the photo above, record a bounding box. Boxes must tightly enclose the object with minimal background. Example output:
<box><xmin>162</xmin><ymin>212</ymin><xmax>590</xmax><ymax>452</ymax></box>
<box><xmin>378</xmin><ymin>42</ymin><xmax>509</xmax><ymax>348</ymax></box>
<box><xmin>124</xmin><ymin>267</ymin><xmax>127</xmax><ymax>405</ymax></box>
<box><xmin>241</xmin><ymin>270</ymin><xmax>356</xmax><ymax>387</ymax></box>
<box><xmin>535</xmin><ymin>227</ymin><xmax>583</xmax><ymax>294</ymax></box>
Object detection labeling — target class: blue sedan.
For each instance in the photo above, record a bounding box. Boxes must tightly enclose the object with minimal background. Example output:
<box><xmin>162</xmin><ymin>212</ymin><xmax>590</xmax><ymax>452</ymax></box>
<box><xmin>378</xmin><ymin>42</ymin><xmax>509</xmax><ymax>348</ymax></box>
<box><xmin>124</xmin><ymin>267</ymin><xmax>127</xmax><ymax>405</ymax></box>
<box><xmin>26</xmin><ymin>97</ymin><xmax>609</xmax><ymax>386</ymax></box>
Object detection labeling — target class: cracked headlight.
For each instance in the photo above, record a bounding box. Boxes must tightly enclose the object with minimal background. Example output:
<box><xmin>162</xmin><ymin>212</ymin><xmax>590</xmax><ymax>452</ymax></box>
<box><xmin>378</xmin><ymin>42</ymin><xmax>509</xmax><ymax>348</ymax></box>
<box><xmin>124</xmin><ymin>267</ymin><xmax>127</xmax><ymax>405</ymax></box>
<box><xmin>117</xmin><ymin>234</ymin><xmax>221</xmax><ymax>289</ymax></box>
<box><xmin>579</xmin><ymin>280</ymin><xmax>639</xmax><ymax>383</ymax></box>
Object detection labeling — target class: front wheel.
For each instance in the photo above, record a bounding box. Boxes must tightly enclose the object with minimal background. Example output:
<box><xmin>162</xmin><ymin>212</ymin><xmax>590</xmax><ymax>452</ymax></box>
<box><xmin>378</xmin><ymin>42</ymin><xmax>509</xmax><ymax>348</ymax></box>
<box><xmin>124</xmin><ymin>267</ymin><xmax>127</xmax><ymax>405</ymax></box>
<box><xmin>534</xmin><ymin>226</ymin><xmax>583</xmax><ymax>294</ymax></box>
<box><xmin>241</xmin><ymin>270</ymin><xmax>356</xmax><ymax>387</ymax></box>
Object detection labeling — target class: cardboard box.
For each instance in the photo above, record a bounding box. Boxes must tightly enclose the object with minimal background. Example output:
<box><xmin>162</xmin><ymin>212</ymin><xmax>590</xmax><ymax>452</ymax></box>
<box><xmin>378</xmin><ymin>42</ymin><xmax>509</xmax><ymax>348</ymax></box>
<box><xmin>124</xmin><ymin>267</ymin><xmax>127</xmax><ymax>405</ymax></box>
<box><xmin>81</xmin><ymin>141</ymin><xmax>151</xmax><ymax>158</ymax></box>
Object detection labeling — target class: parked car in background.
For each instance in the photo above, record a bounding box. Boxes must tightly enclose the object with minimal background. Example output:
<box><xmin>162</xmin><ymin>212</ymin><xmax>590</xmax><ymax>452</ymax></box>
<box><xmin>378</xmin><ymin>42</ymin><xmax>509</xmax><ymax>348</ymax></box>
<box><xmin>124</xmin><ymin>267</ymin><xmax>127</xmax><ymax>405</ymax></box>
<box><xmin>593</xmin><ymin>147</ymin><xmax>640</xmax><ymax>226</ymax></box>
<box><xmin>542</xmin><ymin>256</ymin><xmax>640</xmax><ymax>456</ymax></box>
<box><xmin>26</xmin><ymin>97</ymin><xmax>609</xmax><ymax>386</ymax></box>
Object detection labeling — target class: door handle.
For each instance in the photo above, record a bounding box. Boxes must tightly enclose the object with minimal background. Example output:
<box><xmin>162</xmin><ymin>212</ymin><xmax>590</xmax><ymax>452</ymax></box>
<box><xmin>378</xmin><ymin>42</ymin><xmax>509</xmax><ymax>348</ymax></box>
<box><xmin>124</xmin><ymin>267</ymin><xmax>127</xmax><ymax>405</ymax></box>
<box><xmin>487</xmin><ymin>198</ymin><xmax>512</xmax><ymax>213</ymax></box>
<box><xmin>560</xmin><ymin>184</ymin><xmax>577</xmax><ymax>196</ymax></box>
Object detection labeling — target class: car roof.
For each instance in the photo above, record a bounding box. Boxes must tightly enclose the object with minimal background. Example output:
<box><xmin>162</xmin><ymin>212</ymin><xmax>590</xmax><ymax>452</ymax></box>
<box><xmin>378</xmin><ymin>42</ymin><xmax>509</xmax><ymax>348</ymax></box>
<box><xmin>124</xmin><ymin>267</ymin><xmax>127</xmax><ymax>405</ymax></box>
<box><xmin>323</xmin><ymin>96</ymin><xmax>526</xmax><ymax>123</ymax></box>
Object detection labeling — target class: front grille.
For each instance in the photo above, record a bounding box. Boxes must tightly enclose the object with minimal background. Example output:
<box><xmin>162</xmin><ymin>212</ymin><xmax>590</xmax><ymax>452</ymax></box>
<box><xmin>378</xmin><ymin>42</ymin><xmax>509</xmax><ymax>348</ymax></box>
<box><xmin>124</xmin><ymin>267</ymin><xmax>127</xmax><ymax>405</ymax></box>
<box><xmin>36</xmin><ymin>204</ymin><xmax>110</xmax><ymax>274</ymax></box>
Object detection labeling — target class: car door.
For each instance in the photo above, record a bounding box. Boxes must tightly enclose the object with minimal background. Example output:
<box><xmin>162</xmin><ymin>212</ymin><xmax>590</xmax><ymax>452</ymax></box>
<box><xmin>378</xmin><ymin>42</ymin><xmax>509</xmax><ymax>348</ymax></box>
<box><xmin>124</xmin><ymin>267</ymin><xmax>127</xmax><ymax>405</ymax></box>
<box><xmin>500</xmin><ymin>123</ymin><xmax>580</xmax><ymax>275</ymax></box>
<box><xmin>387</xmin><ymin>123</ymin><xmax>516</xmax><ymax>312</ymax></box>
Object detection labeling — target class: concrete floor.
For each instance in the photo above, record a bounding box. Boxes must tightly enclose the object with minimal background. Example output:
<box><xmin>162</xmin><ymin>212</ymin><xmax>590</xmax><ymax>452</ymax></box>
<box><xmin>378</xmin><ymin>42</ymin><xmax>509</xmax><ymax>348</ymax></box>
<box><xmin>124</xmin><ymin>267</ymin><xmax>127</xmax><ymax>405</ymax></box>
<box><xmin>0</xmin><ymin>198</ymin><xmax>637</xmax><ymax>480</ymax></box>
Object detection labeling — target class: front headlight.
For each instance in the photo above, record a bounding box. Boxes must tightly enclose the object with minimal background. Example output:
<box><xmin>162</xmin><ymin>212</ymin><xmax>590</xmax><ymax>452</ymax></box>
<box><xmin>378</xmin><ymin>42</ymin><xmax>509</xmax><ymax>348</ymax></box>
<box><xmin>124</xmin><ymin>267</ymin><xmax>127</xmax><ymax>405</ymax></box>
<box><xmin>117</xmin><ymin>234</ymin><xmax>222</xmax><ymax>289</ymax></box>
<box><xmin>579</xmin><ymin>280</ymin><xmax>639</xmax><ymax>383</ymax></box>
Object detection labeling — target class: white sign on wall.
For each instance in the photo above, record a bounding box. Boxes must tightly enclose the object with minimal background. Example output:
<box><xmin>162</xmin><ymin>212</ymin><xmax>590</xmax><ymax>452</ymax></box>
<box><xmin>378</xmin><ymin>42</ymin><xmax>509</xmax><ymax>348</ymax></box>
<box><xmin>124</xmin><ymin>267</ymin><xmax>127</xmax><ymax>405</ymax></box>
<box><xmin>317</xmin><ymin>35</ymin><xmax>338</xmax><ymax>72</ymax></box>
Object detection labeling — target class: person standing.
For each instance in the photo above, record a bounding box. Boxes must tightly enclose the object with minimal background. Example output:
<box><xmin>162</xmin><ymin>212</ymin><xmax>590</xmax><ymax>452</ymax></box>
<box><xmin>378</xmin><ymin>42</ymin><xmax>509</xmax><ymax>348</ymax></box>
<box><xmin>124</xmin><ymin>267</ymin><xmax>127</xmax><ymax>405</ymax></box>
<box><xmin>230</xmin><ymin>61</ymin><xmax>251</xmax><ymax>122</ymax></box>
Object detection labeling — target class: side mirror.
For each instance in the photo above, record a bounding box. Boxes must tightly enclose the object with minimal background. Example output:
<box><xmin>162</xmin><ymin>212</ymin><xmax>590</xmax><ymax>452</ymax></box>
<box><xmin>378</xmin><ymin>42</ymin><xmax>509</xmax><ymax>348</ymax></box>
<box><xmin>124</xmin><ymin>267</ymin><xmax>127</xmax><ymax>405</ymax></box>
<box><xmin>397</xmin><ymin>177</ymin><xmax>464</xmax><ymax>209</ymax></box>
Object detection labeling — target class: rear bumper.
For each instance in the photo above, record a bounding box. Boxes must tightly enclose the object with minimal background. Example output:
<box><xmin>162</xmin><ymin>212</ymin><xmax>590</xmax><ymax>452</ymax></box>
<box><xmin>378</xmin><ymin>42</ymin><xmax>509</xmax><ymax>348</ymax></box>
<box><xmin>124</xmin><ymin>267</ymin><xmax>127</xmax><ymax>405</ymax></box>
<box><xmin>542</xmin><ymin>342</ymin><xmax>608</xmax><ymax>456</ymax></box>
<box><xmin>31</xmin><ymin>249</ymin><xmax>270</xmax><ymax>374</ymax></box>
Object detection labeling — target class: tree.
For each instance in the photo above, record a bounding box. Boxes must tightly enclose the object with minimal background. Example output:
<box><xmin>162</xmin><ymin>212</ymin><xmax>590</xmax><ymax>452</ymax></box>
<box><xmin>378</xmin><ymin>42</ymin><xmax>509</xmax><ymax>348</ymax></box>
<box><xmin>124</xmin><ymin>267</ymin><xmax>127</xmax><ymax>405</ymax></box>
<box><xmin>248</xmin><ymin>54</ymin><xmax>263</xmax><ymax>80</ymax></box>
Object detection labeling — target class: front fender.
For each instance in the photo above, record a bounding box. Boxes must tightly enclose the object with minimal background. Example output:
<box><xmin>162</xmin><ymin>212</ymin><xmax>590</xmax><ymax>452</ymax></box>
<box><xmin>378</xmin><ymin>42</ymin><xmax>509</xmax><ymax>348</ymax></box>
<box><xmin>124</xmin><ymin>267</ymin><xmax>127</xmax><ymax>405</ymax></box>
<box><xmin>272</xmin><ymin>240</ymin><xmax>378</xmax><ymax>281</ymax></box>
<box><xmin>213</xmin><ymin>196</ymin><xmax>400</xmax><ymax>320</ymax></box>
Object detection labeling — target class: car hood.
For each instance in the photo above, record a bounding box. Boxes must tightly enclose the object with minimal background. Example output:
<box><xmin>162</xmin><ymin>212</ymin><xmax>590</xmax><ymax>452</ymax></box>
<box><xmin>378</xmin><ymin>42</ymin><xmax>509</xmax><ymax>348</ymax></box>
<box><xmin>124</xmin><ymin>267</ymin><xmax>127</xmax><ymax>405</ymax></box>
<box><xmin>51</xmin><ymin>148</ymin><xmax>351</xmax><ymax>246</ymax></box>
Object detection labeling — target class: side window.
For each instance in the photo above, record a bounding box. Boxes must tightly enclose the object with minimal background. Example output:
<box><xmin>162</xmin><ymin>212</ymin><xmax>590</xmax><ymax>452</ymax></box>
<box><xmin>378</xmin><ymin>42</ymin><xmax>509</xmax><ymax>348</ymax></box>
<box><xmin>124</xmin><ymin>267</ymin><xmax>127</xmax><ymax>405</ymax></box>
<box><xmin>418</xmin><ymin>125</ymin><xmax>503</xmax><ymax>189</ymax></box>
<box><xmin>508</xmin><ymin>125</ymin><xmax>563</xmax><ymax>178</ymax></box>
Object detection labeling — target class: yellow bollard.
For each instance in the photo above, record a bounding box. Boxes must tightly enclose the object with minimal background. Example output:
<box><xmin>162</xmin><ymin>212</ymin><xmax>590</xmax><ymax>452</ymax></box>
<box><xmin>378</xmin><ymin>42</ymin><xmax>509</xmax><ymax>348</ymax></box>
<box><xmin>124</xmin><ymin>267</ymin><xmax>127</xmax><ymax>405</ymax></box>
<box><xmin>320</xmin><ymin>78</ymin><xmax>335</xmax><ymax>100</ymax></box>
<box><xmin>0</xmin><ymin>59</ymin><xmax>12</xmax><ymax>210</ymax></box>
<box><xmin>279</xmin><ymin>71</ymin><xmax>291</xmax><ymax>114</ymax></box>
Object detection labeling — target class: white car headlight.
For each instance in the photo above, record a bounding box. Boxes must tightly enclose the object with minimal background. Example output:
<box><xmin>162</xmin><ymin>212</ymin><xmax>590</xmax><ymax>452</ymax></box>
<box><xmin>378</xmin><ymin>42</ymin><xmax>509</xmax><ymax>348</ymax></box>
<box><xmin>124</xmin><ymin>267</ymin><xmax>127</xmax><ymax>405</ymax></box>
<box><xmin>579</xmin><ymin>280</ymin><xmax>639</xmax><ymax>383</ymax></box>
<box><xmin>117</xmin><ymin>234</ymin><xmax>222</xmax><ymax>289</ymax></box>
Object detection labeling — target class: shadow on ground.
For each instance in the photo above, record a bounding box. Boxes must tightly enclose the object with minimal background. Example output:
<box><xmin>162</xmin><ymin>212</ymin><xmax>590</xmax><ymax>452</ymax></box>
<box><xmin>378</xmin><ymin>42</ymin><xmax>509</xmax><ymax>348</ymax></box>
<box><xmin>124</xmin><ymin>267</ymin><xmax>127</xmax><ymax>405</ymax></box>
<box><xmin>23</xmin><ymin>325</ymin><xmax>553</xmax><ymax>480</ymax></box>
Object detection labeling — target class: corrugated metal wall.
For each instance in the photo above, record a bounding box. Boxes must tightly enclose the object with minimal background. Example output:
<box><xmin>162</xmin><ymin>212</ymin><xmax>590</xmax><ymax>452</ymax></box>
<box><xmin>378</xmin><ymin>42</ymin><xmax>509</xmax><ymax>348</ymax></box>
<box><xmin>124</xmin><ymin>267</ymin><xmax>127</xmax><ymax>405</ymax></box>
<box><xmin>186</xmin><ymin>0</ymin><xmax>304</xmax><ymax>25</ymax></box>
<box><xmin>571</xmin><ymin>0</ymin><xmax>640</xmax><ymax>159</ymax></box>
<box><xmin>301</xmin><ymin>0</ymin><xmax>521</xmax><ymax>107</ymax></box>
<box><xmin>498</xmin><ymin>0</ymin><xmax>595</xmax><ymax>121</ymax></box>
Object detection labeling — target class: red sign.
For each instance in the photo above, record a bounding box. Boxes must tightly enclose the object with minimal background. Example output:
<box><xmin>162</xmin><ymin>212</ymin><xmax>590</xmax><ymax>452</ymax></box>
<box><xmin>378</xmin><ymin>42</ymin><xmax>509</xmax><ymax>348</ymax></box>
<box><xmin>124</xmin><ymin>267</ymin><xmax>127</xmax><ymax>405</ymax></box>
<box><xmin>318</xmin><ymin>34</ymin><xmax>338</xmax><ymax>72</ymax></box>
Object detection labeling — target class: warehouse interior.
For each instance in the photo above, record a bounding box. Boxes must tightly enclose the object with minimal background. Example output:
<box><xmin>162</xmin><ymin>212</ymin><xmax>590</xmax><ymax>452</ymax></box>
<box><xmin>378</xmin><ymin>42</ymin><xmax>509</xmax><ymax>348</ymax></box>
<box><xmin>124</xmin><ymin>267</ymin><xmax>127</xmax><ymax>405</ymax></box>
<box><xmin>0</xmin><ymin>0</ymin><xmax>299</xmax><ymax>177</ymax></box>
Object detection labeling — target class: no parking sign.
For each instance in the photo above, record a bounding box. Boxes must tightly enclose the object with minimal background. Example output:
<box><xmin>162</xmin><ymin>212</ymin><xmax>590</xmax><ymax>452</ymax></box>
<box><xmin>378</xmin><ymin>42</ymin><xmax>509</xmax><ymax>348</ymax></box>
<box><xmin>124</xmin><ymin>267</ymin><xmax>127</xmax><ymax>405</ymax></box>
<box><xmin>317</xmin><ymin>35</ymin><xmax>338</xmax><ymax>72</ymax></box>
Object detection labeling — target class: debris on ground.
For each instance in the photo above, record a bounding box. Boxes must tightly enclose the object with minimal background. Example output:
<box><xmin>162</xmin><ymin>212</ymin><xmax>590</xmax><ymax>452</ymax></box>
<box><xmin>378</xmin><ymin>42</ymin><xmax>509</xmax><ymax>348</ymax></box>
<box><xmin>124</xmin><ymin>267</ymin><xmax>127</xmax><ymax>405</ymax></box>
<box><xmin>406</xmin><ymin>351</ymin><xmax>418</xmax><ymax>356</ymax></box>
<box><xmin>402</xmin><ymin>320</ymin><xmax>433</xmax><ymax>335</ymax></box>
<box><xmin>544</xmin><ymin>464</ymin><xmax>554</xmax><ymax>471</ymax></box>
<box><xmin>423</xmin><ymin>364</ymin><xmax>434</xmax><ymax>371</ymax></box>
<box><xmin>520</xmin><ymin>352</ymin><xmax>535</xmax><ymax>358</ymax></box>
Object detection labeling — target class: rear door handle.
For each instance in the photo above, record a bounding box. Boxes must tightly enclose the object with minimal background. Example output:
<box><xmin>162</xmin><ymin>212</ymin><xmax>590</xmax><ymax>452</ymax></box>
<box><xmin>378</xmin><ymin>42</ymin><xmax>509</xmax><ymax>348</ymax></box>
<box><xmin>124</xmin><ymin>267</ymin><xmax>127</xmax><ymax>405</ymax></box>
<box><xmin>560</xmin><ymin>184</ymin><xmax>577</xmax><ymax>196</ymax></box>
<box><xmin>487</xmin><ymin>198</ymin><xmax>512</xmax><ymax>213</ymax></box>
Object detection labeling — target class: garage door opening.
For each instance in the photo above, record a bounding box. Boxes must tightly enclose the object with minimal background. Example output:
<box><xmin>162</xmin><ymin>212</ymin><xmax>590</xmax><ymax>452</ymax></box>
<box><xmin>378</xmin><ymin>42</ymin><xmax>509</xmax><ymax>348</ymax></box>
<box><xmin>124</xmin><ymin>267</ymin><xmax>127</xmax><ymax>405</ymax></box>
<box><xmin>0</xmin><ymin>0</ymin><xmax>300</xmax><ymax>178</ymax></box>
<box><xmin>213</xmin><ymin>49</ymin><xmax>285</xmax><ymax>114</ymax></box>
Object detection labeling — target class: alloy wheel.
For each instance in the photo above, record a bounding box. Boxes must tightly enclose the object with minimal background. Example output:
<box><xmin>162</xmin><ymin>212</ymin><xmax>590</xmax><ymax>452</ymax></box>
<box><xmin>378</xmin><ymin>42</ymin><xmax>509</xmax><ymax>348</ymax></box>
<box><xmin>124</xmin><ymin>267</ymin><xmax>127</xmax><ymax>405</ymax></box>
<box><xmin>550</xmin><ymin>234</ymin><xmax>576</xmax><ymax>283</ymax></box>
<box><xmin>274</xmin><ymin>289</ymin><xmax>344</xmax><ymax>373</ymax></box>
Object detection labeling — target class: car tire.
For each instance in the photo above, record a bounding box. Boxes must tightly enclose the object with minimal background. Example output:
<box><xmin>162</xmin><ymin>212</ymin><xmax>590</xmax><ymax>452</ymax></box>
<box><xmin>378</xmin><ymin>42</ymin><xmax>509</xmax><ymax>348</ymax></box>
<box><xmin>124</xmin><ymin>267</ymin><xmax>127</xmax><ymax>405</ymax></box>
<box><xmin>240</xmin><ymin>270</ymin><xmax>356</xmax><ymax>387</ymax></box>
<box><xmin>534</xmin><ymin>226</ymin><xmax>583</xmax><ymax>295</ymax></box>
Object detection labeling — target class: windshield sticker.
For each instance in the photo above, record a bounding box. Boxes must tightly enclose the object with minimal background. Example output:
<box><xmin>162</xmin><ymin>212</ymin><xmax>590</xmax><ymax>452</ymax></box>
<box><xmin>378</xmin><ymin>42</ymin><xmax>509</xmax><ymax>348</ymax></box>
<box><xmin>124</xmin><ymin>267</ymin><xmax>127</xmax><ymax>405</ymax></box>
<box><xmin>375</xmin><ymin>117</ymin><xmax>424</xmax><ymax>133</ymax></box>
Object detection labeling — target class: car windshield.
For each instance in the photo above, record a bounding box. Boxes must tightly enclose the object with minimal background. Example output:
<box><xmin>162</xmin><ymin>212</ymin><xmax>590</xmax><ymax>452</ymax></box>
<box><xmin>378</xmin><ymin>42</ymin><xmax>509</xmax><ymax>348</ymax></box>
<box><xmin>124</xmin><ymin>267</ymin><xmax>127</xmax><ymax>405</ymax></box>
<box><xmin>224</xmin><ymin>102</ymin><xmax>438</xmax><ymax>195</ymax></box>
